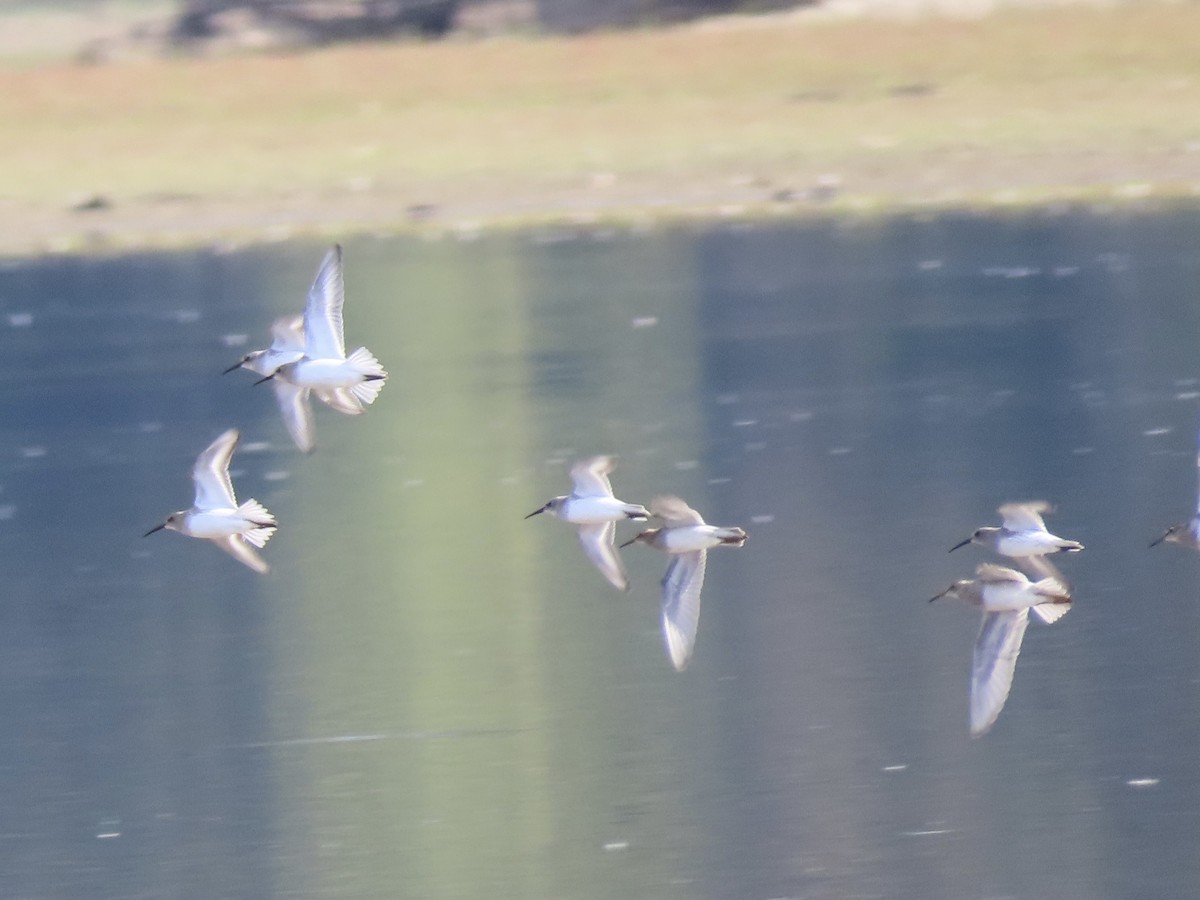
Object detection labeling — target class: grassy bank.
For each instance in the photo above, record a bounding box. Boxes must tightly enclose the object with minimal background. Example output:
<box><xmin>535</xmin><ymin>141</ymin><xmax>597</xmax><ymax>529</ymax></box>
<box><xmin>2</xmin><ymin>2</ymin><xmax>1199</xmax><ymax>254</ymax></box>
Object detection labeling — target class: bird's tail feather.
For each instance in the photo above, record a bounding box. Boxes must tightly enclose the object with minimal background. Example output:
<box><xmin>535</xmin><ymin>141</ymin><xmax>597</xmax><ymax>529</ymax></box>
<box><xmin>239</xmin><ymin>499</ymin><xmax>277</xmax><ymax>548</ymax></box>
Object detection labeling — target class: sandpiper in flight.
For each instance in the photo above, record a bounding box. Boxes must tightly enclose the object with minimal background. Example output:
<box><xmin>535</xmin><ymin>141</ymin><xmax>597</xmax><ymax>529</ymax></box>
<box><xmin>621</xmin><ymin>495</ymin><xmax>746</xmax><ymax>672</ymax></box>
<box><xmin>931</xmin><ymin>562</ymin><xmax>1071</xmax><ymax>737</ymax></box>
<box><xmin>950</xmin><ymin>501</ymin><xmax>1084</xmax><ymax>557</ymax></box>
<box><xmin>254</xmin><ymin>246</ymin><xmax>388</xmax><ymax>452</ymax></box>
<box><xmin>525</xmin><ymin>456</ymin><xmax>649</xmax><ymax>591</ymax></box>
<box><xmin>144</xmin><ymin>428</ymin><xmax>277</xmax><ymax>573</ymax></box>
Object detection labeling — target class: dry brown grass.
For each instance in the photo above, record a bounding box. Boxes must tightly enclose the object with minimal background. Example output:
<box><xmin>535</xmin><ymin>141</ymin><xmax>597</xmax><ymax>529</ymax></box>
<box><xmin>2</xmin><ymin>3</ymin><xmax>1199</xmax><ymax>253</ymax></box>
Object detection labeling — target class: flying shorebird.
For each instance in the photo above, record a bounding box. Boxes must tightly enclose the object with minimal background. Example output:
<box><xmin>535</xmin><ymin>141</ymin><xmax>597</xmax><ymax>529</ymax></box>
<box><xmin>931</xmin><ymin>562</ymin><xmax>1071</xmax><ymax>737</ymax></box>
<box><xmin>1151</xmin><ymin>421</ymin><xmax>1200</xmax><ymax>552</ymax></box>
<box><xmin>950</xmin><ymin>501</ymin><xmax>1084</xmax><ymax>557</ymax></box>
<box><xmin>254</xmin><ymin>245</ymin><xmax>387</xmax><ymax>452</ymax></box>
<box><xmin>525</xmin><ymin>456</ymin><xmax>649</xmax><ymax>591</ymax></box>
<box><xmin>144</xmin><ymin>428</ymin><xmax>277</xmax><ymax>573</ymax></box>
<box><xmin>621</xmin><ymin>495</ymin><xmax>747</xmax><ymax>672</ymax></box>
<box><xmin>225</xmin><ymin>313</ymin><xmax>368</xmax><ymax>452</ymax></box>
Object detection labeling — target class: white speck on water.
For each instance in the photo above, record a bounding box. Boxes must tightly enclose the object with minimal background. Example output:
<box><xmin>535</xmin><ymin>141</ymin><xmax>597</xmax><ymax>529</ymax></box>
<box><xmin>1143</xmin><ymin>427</ymin><xmax>1172</xmax><ymax>437</ymax></box>
<box><xmin>264</xmin><ymin>471</ymin><xmax>289</xmax><ymax>482</ymax></box>
<box><xmin>828</xmin><ymin>446</ymin><xmax>853</xmax><ymax>456</ymax></box>
<box><xmin>883</xmin><ymin>764</ymin><xmax>908</xmax><ymax>772</ymax></box>
<box><xmin>917</xmin><ymin>259</ymin><xmax>943</xmax><ymax>271</ymax></box>
<box><xmin>1097</xmin><ymin>252</ymin><xmax>1130</xmax><ymax>273</ymax></box>
<box><xmin>96</xmin><ymin>818</ymin><xmax>121</xmax><ymax>839</ymax></box>
<box><xmin>631</xmin><ymin>316</ymin><xmax>658</xmax><ymax>329</ymax></box>
<box><xmin>603</xmin><ymin>841</ymin><xmax>629</xmax><ymax>852</ymax></box>
<box><xmin>7</xmin><ymin>312</ymin><xmax>32</xmax><ymax>327</ymax></box>
<box><xmin>169</xmin><ymin>309</ymin><xmax>201</xmax><ymax>325</ymax></box>
<box><xmin>241</xmin><ymin>442</ymin><xmax>271</xmax><ymax>454</ymax></box>
<box><xmin>674</xmin><ymin>460</ymin><xmax>699</xmax><ymax>471</ymax></box>
<box><xmin>707</xmin><ymin>477</ymin><xmax>732</xmax><ymax>485</ymax></box>
<box><xmin>1176</xmin><ymin>392</ymin><xmax>1200</xmax><ymax>401</ymax></box>
<box><xmin>1052</xmin><ymin>266</ymin><xmax>1080</xmax><ymax>277</ymax></box>
<box><xmin>732</xmin><ymin>419</ymin><xmax>758</xmax><ymax>428</ymax></box>
<box><xmin>1072</xmin><ymin>447</ymin><xmax>1095</xmax><ymax>455</ymax></box>
<box><xmin>789</xmin><ymin>410</ymin><xmax>814</xmax><ymax>422</ymax></box>
<box><xmin>1126</xmin><ymin>778</ymin><xmax>1160</xmax><ymax>788</ymax></box>
<box><xmin>221</xmin><ymin>333</ymin><xmax>249</xmax><ymax>347</ymax></box>
<box><xmin>403</xmin><ymin>479</ymin><xmax>425</xmax><ymax>489</ymax></box>
<box><xmin>0</xmin><ymin>505</ymin><xmax>16</xmax><ymax>521</ymax></box>
<box><xmin>20</xmin><ymin>446</ymin><xmax>46</xmax><ymax>459</ymax></box>
<box><xmin>138</xmin><ymin>421</ymin><xmax>163</xmax><ymax>434</ymax></box>
<box><xmin>982</xmin><ymin>265</ymin><xmax>1041</xmax><ymax>279</ymax></box>
<box><xmin>902</xmin><ymin>829</ymin><xmax>953</xmax><ymax>837</ymax></box>
<box><xmin>750</xmin><ymin>514</ymin><xmax>775</xmax><ymax>524</ymax></box>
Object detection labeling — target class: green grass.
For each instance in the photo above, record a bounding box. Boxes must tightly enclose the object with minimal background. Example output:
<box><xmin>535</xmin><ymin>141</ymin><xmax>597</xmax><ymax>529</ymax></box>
<box><xmin>2</xmin><ymin>3</ymin><xmax>1199</xmax><ymax>253</ymax></box>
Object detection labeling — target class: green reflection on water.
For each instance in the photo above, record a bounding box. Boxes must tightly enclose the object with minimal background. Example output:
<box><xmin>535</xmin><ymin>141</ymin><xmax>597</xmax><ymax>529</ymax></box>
<box><xmin>262</xmin><ymin>233</ymin><xmax>703</xmax><ymax>898</ymax></box>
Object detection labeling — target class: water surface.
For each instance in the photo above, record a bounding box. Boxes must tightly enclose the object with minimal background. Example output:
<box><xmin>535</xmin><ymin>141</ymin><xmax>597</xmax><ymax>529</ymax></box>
<box><xmin>1</xmin><ymin>208</ymin><xmax>1199</xmax><ymax>898</ymax></box>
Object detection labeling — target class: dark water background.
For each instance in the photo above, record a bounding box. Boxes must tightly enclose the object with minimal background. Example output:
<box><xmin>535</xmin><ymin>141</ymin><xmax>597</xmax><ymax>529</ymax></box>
<box><xmin>1</xmin><ymin>207</ymin><xmax>1199</xmax><ymax>898</ymax></box>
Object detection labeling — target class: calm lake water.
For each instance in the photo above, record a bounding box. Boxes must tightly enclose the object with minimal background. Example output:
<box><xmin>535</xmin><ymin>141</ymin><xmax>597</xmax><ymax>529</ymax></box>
<box><xmin>1</xmin><ymin>207</ymin><xmax>1200</xmax><ymax>899</ymax></box>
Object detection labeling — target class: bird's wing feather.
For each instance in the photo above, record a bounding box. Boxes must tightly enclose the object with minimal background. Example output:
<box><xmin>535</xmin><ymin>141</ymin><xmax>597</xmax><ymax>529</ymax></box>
<box><xmin>274</xmin><ymin>381</ymin><xmax>315</xmax><ymax>453</ymax></box>
<box><xmin>997</xmin><ymin>501</ymin><xmax>1052</xmax><ymax>532</ymax></box>
<box><xmin>661</xmin><ymin>550</ymin><xmax>707</xmax><ymax>671</ymax></box>
<box><xmin>970</xmin><ymin>609</ymin><xmax>1031</xmax><ymax>737</ymax></box>
<box><xmin>650</xmin><ymin>495</ymin><xmax>705</xmax><ymax>527</ymax></box>
<box><xmin>303</xmin><ymin>245</ymin><xmax>346</xmax><ymax>360</ymax></box>
<box><xmin>974</xmin><ymin>562</ymin><xmax>1028</xmax><ymax>584</ymax></box>
<box><xmin>1014</xmin><ymin>554</ymin><xmax>1068</xmax><ymax>589</ymax></box>
<box><xmin>1194</xmin><ymin>413</ymin><xmax>1200</xmax><ymax>515</ymax></box>
<box><xmin>269</xmin><ymin>314</ymin><xmax>306</xmax><ymax>353</ymax></box>
<box><xmin>314</xmin><ymin>387</ymin><xmax>365</xmax><ymax>416</ymax></box>
<box><xmin>569</xmin><ymin>456</ymin><xmax>616</xmax><ymax>498</ymax></box>
<box><xmin>214</xmin><ymin>534</ymin><xmax>270</xmax><ymax>574</ymax></box>
<box><xmin>192</xmin><ymin>429</ymin><xmax>239</xmax><ymax>509</ymax></box>
<box><xmin>576</xmin><ymin>521</ymin><xmax>628</xmax><ymax>591</ymax></box>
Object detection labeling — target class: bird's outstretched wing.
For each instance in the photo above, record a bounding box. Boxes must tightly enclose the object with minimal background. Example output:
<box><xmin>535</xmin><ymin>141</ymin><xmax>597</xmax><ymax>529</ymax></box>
<box><xmin>576</xmin><ymin>521</ymin><xmax>629</xmax><ymax>591</ymax></box>
<box><xmin>970</xmin><ymin>609</ymin><xmax>1031</xmax><ymax>737</ymax></box>
<box><xmin>974</xmin><ymin>562</ymin><xmax>1029</xmax><ymax>585</ymax></box>
<box><xmin>214</xmin><ymin>534</ymin><xmax>270</xmax><ymax>574</ymax></box>
<box><xmin>661</xmin><ymin>550</ymin><xmax>707</xmax><ymax>671</ymax></box>
<box><xmin>315</xmin><ymin>388</ymin><xmax>365</xmax><ymax>416</ymax></box>
<box><xmin>273</xmin><ymin>381</ymin><xmax>316</xmax><ymax>453</ymax></box>
<box><xmin>1014</xmin><ymin>554</ymin><xmax>1067</xmax><ymax>588</ymax></box>
<box><xmin>650</xmin><ymin>495</ymin><xmax>705</xmax><ymax>527</ymax></box>
<box><xmin>192</xmin><ymin>429</ymin><xmax>239</xmax><ymax>510</ymax></box>
<box><xmin>569</xmin><ymin>456</ymin><xmax>616</xmax><ymax>498</ymax></box>
<box><xmin>303</xmin><ymin>245</ymin><xmax>346</xmax><ymax>360</ymax></box>
<box><xmin>269</xmin><ymin>314</ymin><xmax>306</xmax><ymax>354</ymax></box>
<box><xmin>997</xmin><ymin>501</ymin><xmax>1052</xmax><ymax>532</ymax></box>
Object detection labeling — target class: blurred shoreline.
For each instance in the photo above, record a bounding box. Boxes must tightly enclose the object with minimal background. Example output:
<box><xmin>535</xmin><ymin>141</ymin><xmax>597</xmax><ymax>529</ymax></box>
<box><xmin>2</xmin><ymin>0</ymin><xmax>1198</xmax><ymax>257</ymax></box>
